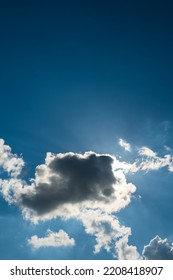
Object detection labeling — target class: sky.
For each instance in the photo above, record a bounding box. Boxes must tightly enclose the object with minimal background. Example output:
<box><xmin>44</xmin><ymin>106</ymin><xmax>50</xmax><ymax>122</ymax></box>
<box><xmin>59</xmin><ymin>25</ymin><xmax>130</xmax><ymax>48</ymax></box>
<box><xmin>0</xmin><ymin>0</ymin><xmax>173</xmax><ymax>260</ymax></box>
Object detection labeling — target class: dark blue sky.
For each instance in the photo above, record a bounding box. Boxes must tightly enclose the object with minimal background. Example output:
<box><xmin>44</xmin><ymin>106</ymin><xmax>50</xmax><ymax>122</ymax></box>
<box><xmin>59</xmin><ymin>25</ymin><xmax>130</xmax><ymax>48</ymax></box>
<box><xmin>0</xmin><ymin>0</ymin><xmax>173</xmax><ymax>259</ymax></box>
<box><xmin>1</xmin><ymin>0</ymin><xmax>173</xmax><ymax>153</ymax></box>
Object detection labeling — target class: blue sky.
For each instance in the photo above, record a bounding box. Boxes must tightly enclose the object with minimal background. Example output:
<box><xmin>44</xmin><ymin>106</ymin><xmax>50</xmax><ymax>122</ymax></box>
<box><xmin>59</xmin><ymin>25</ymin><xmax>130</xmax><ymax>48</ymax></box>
<box><xmin>0</xmin><ymin>0</ymin><xmax>173</xmax><ymax>260</ymax></box>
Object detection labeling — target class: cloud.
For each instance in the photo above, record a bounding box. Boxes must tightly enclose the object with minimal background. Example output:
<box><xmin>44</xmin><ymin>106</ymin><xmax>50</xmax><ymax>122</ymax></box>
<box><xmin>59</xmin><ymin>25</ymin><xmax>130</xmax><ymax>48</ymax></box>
<box><xmin>3</xmin><ymin>151</ymin><xmax>135</xmax><ymax>223</ymax></box>
<box><xmin>137</xmin><ymin>147</ymin><xmax>173</xmax><ymax>172</ymax></box>
<box><xmin>138</xmin><ymin>147</ymin><xmax>157</xmax><ymax>158</ymax></box>
<box><xmin>28</xmin><ymin>229</ymin><xmax>75</xmax><ymax>249</ymax></box>
<box><xmin>142</xmin><ymin>236</ymin><xmax>173</xmax><ymax>260</ymax></box>
<box><xmin>0</xmin><ymin>139</ymin><xmax>24</xmax><ymax>177</ymax></box>
<box><xmin>115</xmin><ymin>235</ymin><xmax>141</xmax><ymax>260</ymax></box>
<box><xmin>0</xmin><ymin>178</ymin><xmax>24</xmax><ymax>204</ymax></box>
<box><xmin>20</xmin><ymin>151</ymin><xmax>137</xmax><ymax>258</ymax></box>
<box><xmin>164</xmin><ymin>145</ymin><xmax>172</xmax><ymax>152</ymax></box>
<box><xmin>118</xmin><ymin>138</ymin><xmax>131</xmax><ymax>152</ymax></box>
<box><xmin>122</xmin><ymin>146</ymin><xmax>173</xmax><ymax>174</ymax></box>
<box><xmin>80</xmin><ymin>209</ymin><xmax>132</xmax><ymax>254</ymax></box>
<box><xmin>20</xmin><ymin>151</ymin><xmax>117</xmax><ymax>216</ymax></box>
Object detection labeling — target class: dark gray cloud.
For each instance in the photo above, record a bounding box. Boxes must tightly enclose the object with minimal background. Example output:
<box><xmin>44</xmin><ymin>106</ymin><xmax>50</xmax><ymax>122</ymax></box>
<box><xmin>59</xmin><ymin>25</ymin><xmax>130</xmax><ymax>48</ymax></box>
<box><xmin>142</xmin><ymin>236</ymin><xmax>173</xmax><ymax>260</ymax></box>
<box><xmin>21</xmin><ymin>152</ymin><xmax>116</xmax><ymax>215</ymax></box>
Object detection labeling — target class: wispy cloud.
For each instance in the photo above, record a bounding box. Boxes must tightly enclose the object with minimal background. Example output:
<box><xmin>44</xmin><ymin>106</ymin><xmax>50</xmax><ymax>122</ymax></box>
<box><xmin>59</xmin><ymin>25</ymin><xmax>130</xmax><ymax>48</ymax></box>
<box><xmin>137</xmin><ymin>146</ymin><xmax>173</xmax><ymax>172</ymax></box>
<box><xmin>138</xmin><ymin>147</ymin><xmax>157</xmax><ymax>157</ymax></box>
<box><xmin>118</xmin><ymin>138</ymin><xmax>131</xmax><ymax>152</ymax></box>
<box><xmin>164</xmin><ymin>145</ymin><xmax>172</xmax><ymax>152</ymax></box>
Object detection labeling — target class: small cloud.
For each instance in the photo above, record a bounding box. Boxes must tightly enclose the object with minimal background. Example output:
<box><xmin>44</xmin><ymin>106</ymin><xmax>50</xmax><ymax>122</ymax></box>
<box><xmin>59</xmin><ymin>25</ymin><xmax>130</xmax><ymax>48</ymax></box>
<box><xmin>118</xmin><ymin>139</ymin><xmax>131</xmax><ymax>152</ymax></box>
<box><xmin>142</xmin><ymin>235</ymin><xmax>173</xmax><ymax>260</ymax></box>
<box><xmin>28</xmin><ymin>229</ymin><xmax>75</xmax><ymax>249</ymax></box>
<box><xmin>164</xmin><ymin>145</ymin><xmax>172</xmax><ymax>152</ymax></box>
<box><xmin>0</xmin><ymin>138</ymin><xmax>24</xmax><ymax>177</ymax></box>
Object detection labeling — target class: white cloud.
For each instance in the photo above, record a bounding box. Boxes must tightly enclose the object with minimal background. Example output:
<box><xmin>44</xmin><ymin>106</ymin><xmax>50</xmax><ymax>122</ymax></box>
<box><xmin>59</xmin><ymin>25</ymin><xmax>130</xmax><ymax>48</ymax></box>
<box><xmin>80</xmin><ymin>209</ymin><xmax>131</xmax><ymax>254</ymax></box>
<box><xmin>142</xmin><ymin>236</ymin><xmax>173</xmax><ymax>260</ymax></box>
<box><xmin>137</xmin><ymin>147</ymin><xmax>173</xmax><ymax>172</ymax></box>
<box><xmin>115</xmin><ymin>235</ymin><xmax>141</xmax><ymax>260</ymax></box>
<box><xmin>138</xmin><ymin>147</ymin><xmax>157</xmax><ymax>158</ymax></box>
<box><xmin>0</xmin><ymin>178</ymin><xmax>24</xmax><ymax>204</ymax></box>
<box><xmin>0</xmin><ymin>138</ymin><xmax>24</xmax><ymax>177</ymax></box>
<box><xmin>28</xmin><ymin>229</ymin><xmax>75</xmax><ymax>249</ymax></box>
<box><xmin>118</xmin><ymin>138</ymin><xmax>131</xmax><ymax>152</ymax></box>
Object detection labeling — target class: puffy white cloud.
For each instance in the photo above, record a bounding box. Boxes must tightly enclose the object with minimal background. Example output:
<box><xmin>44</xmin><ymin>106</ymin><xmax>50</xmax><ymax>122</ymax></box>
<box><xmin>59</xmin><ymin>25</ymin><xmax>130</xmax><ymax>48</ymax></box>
<box><xmin>0</xmin><ymin>178</ymin><xmax>24</xmax><ymax>204</ymax></box>
<box><xmin>0</xmin><ymin>139</ymin><xmax>24</xmax><ymax>177</ymax></box>
<box><xmin>142</xmin><ymin>236</ymin><xmax>173</xmax><ymax>260</ymax></box>
<box><xmin>118</xmin><ymin>138</ymin><xmax>131</xmax><ymax>152</ymax></box>
<box><xmin>0</xmin><ymin>139</ymin><xmax>25</xmax><ymax>206</ymax></box>
<box><xmin>28</xmin><ymin>229</ymin><xmax>75</xmax><ymax>249</ymax></box>
<box><xmin>115</xmin><ymin>235</ymin><xmax>141</xmax><ymax>260</ymax></box>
